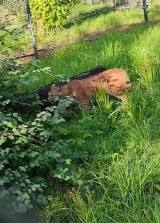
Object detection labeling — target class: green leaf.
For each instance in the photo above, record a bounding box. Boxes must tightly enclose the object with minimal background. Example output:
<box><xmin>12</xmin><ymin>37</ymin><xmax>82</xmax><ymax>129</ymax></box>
<box><xmin>40</xmin><ymin>130</ymin><xmax>51</xmax><ymax>137</ymax></box>
<box><xmin>18</xmin><ymin>152</ymin><xmax>26</xmax><ymax>158</ymax></box>
<box><xmin>65</xmin><ymin>159</ymin><xmax>71</xmax><ymax>165</ymax></box>
<box><xmin>0</xmin><ymin>136</ymin><xmax>6</xmax><ymax>145</ymax></box>
<box><xmin>31</xmin><ymin>122</ymin><xmax>37</xmax><ymax>126</ymax></box>
<box><xmin>30</xmin><ymin>151</ymin><xmax>39</xmax><ymax>158</ymax></box>
<box><xmin>21</xmin><ymin>193</ymin><xmax>30</xmax><ymax>201</ymax></box>
<box><xmin>15</xmin><ymin>137</ymin><xmax>27</xmax><ymax>144</ymax></box>
<box><xmin>19</xmin><ymin>166</ymin><xmax>27</xmax><ymax>172</ymax></box>
<box><xmin>12</xmin><ymin>113</ymin><xmax>18</xmax><ymax>118</ymax></box>
<box><xmin>8</xmin><ymin>135</ymin><xmax>14</xmax><ymax>140</ymax></box>
<box><xmin>25</xmin><ymin>179</ymin><xmax>31</xmax><ymax>184</ymax></box>
<box><xmin>0</xmin><ymin>164</ymin><xmax>4</xmax><ymax>171</ymax></box>
<box><xmin>13</xmin><ymin>129</ymin><xmax>20</xmax><ymax>135</ymax></box>
<box><xmin>20</xmin><ymin>128</ymin><xmax>27</xmax><ymax>134</ymax></box>
<box><xmin>15</xmin><ymin>171</ymin><xmax>21</xmax><ymax>177</ymax></box>
<box><xmin>6</xmin><ymin>122</ymin><xmax>14</xmax><ymax>128</ymax></box>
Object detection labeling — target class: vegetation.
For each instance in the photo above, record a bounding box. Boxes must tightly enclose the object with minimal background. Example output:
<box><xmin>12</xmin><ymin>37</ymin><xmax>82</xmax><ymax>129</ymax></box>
<box><xmin>1</xmin><ymin>1</ymin><xmax>160</xmax><ymax>223</ymax></box>
<box><xmin>29</xmin><ymin>0</ymin><xmax>80</xmax><ymax>30</ymax></box>
<box><xmin>1</xmin><ymin>1</ymin><xmax>159</xmax><ymax>54</ymax></box>
<box><xmin>35</xmin><ymin>2</ymin><xmax>160</xmax><ymax>47</ymax></box>
<box><xmin>0</xmin><ymin>4</ymin><xmax>29</xmax><ymax>56</ymax></box>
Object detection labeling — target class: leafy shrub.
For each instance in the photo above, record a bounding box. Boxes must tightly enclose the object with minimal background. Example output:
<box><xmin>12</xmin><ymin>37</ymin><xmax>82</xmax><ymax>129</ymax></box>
<box><xmin>0</xmin><ymin>58</ymin><xmax>52</xmax><ymax>96</ymax></box>
<box><xmin>0</xmin><ymin>59</ymin><xmax>81</xmax><ymax>212</ymax></box>
<box><xmin>0</xmin><ymin>23</ymin><xmax>27</xmax><ymax>55</ymax></box>
<box><xmin>29</xmin><ymin>0</ymin><xmax>80</xmax><ymax>30</ymax></box>
<box><xmin>0</xmin><ymin>58</ymin><xmax>95</xmax><ymax>212</ymax></box>
<box><xmin>0</xmin><ymin>97</ymin><xmax>86</xmax><ymax>212</ymax></box>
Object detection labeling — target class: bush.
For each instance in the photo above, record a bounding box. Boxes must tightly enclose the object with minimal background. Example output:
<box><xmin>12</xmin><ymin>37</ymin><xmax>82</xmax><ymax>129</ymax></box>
<box><xmin>0</xmin><ymin>59</ymin><xmax>92</xmax><ymax>212</ymax></box>
<box><xmin>29</xmin><ymin>0</ymin><xmax>80</xmax><ymax>30</ymax></box>
<box><xmin>0</xmin><ymin>23</ymin><xmax>27</xmax><ymax>56</ymax></box>
<box><xmin>0</xmin><ymin>94</ymin><xmax>89</xmax><ymax>212</ymax></box>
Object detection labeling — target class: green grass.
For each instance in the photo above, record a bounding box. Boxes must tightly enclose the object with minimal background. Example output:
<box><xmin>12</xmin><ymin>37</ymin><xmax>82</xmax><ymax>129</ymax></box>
<box><xmin>37</xmin><ymin>2</ymin><xmax>160</xmax><ymax>47</ymax></box>
<box><xmin>23</xmin><ymin>21</ymin><xmax>160</xmax><ymax>91</ymax></box>
<box><xmin>1</xmin><ymin>1</ymin><xmax>160</xmax><ymax>55</ymax></box>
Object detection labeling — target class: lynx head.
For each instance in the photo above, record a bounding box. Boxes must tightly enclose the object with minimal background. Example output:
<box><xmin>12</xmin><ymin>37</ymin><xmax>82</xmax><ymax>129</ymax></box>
<box><xmin>48</xmin><ymin>84</ymin><xmax>70</xmax><ymax>103</ymax></box>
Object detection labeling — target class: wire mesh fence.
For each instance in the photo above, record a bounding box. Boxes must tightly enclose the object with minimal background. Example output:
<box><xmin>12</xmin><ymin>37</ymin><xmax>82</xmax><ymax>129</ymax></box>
<box><xmin>86</xmin><ymin>0</ymin><xmax>140</xmax><ymax>6</ymax></box>
<box><xmin>1</xmin><ymin>0</ymin><xmax>26</xmax><ymax>15</ymax></box>
<box><xmin>86</xmin><ymin>0</ymin><xmax>155</xmax><ymax>9</ymax></box>
<box><xmin>0</xmin><ymin>0</ymin><xmax>37</xmax><ymax>59</ymax></box>
<box><xmin>0</xmin><ymin>0</ymin><xmax>157</xmax><ymax>60</ymax></box>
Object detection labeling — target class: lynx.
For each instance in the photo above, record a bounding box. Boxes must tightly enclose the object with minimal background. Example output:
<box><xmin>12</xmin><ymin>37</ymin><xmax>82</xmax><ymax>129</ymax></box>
<box><xmin>48</xmin><ymin>68</ymin><xmax>132</xmax><ymax>110</ymax></box>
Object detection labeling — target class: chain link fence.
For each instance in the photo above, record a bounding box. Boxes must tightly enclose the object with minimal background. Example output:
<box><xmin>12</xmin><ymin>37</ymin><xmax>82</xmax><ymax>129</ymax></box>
<box><xmin>0</xmin><ymin>0</ymin><xmax>26</xmax><ymax>15</ymax></box>
<box><xmin>86</xmin><ymin>0</ymin><xmax>154</xmax><ymax>8</ymax></box>
<box><xmin>0</xmin><ymin>0</ymin><xmax>37</xmax><ymax>59</ymax></box>
<box><xmin>0</xmin><ymin>0</ymin><xmax>157</xmax><ymax>60</ymax></box>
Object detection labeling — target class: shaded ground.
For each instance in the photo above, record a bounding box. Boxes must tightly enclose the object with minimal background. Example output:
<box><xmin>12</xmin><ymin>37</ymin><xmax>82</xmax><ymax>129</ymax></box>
<box><xmin>66</xmin><ymin>5</ymin><xmax>114</xmax><ymax>28</ymax></box>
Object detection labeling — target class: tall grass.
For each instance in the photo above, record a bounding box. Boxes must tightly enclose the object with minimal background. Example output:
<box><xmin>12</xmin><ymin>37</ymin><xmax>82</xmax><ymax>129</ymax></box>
<box><xmin>25</xmin><ymin>22</ymin><xmax>160</xmax><ymax>91</ymax></box>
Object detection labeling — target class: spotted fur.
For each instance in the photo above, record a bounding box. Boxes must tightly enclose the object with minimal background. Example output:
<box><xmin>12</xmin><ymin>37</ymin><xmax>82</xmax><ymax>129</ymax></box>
<box><xmin>48</xmin><ymin>68</ymin><xmax>132</xmax><ymax>111</ymax></box>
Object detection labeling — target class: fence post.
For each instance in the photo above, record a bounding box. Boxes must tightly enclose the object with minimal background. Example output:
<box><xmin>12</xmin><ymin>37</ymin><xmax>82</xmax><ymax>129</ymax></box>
<box><xmin>114</xmin><ymin>0</ymin><xmax>117</xmax><ymax>11</ymax></box>
<box><xmin>142</xmin><ymin>0</ymin><xmax>148</xmax><ymax>23</ymax></box>
<box><xmin>25</xmin><ymin>0</ymin><xmax>38</xmax><ymax>59</ymax></box>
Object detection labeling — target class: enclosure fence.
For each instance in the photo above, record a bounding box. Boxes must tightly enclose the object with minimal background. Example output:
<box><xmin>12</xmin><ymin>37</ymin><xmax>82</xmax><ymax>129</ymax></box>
<box><xmin>0</xmin><ymin>0</ymin><xmax>37</xmax><ymax>59</ymax></box>
<box><xmin>0</xmin><ymin>0</ymin><xmax>157</xmax><ymax>60</ymax></box>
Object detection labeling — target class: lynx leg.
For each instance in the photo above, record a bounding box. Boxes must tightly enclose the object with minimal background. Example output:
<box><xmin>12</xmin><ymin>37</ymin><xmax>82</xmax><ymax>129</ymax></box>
<box><xmin>79</xmin><ymin>99</ymin><xmax>91</xmax><ymax>111</ymax></box>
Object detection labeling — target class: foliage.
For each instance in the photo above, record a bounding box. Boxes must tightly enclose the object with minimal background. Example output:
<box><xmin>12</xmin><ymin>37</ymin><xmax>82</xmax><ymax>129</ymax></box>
<box><xmin>0</xmin><ymin>58</ymin><xmax>52</xmax><ymax>96</ymax></box>
<box><xmin>0</xmin><ymin>95</ymin><xmax>82</xmax><ymax>211</ymax></box>
<box><xmin>0</xmin><ymin>58</ymin><xmax>118</xmax><ymax>214</ymax></box>
<box><xmin>29</xmin><ymin>0</ymin><xmax>80</xmax><ymax>30</ymax></box>
<box><xmin>0</xmin><ymin>58</ymin><xmax>93</xmax><ymax>212</ymax></box>
<box><xmin>2</xmin><ymin>0</ymin><xmax>26</xmax><ymax>16</ymax></box>
<box><xmin>0</xmin><ymin>22</ymin><xmax>27</xmax><ymax>56</ymax></box>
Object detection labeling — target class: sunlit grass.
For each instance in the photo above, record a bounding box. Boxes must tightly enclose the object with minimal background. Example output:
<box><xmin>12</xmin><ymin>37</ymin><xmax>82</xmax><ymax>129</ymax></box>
<box><xmin>37</xmin><ymin>1</ymin><xmax>160</xmax><ymax>47</ymax></box>
<box><xmin>38</xmin><ymin>9</ymin><xmax>143</xmax><ymax>47</ymax></box>
<box><xmin>24</xmin><ymin>22</ymin><xmax>160</xmax><ymax>92</ymax></box>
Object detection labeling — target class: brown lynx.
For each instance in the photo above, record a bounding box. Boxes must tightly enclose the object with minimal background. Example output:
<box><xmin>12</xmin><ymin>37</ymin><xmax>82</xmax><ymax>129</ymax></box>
<box><xmin>48</xmin><ymin>68</ymin><xmax>132</xmax><ymax>110</ymax></box>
